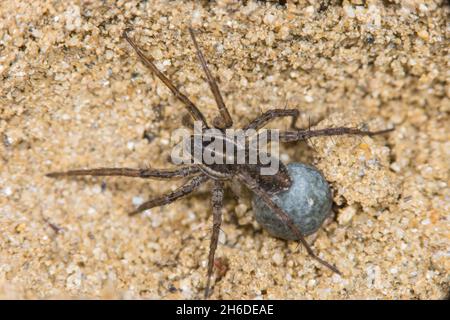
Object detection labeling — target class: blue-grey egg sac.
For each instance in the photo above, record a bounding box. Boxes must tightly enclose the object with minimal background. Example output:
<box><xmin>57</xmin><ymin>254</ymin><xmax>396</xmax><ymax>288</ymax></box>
<box><xmin>252</xmin><ymin>162</ymin><xmax>333</xmax><ymax>240</ymax></box>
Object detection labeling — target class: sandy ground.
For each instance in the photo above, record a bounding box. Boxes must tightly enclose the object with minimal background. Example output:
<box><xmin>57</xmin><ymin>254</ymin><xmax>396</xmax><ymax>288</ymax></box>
<box><xmin>0</xmin><ymin>0</ymin><xmax>448</xmax><ymax>299</ymax></box>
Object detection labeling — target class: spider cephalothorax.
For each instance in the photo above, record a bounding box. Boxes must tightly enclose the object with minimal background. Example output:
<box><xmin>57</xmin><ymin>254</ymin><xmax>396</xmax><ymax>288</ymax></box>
<box><xmin>47</xmin><ymin>28</ymin><xmax>393</xmax><ymax>297</ymax></box>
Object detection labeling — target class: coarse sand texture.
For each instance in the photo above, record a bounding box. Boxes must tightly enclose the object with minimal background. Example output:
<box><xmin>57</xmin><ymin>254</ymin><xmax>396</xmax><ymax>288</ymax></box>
<box><xmin>0</xmin><ymin>1</ymin><xmax>448</xmax><ymax>299</ymax></box>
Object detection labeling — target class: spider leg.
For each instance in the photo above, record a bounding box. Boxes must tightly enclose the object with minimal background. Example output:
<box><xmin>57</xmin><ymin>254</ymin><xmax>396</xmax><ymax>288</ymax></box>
<box><xmin>129</xmin><ymin>174</ymin><xmax>209</xmax><ymax>215</ymax></box>
<box><xmin>46</xmin><ymin>166</ymin><xmax>199</xmax><ymax>179</ymax></box>
<box><xmin>123</xmin><ymin>29</ymin><xmax>209</xmax><ymax>128</ymax></box>
<box><xmin>243</xmin><ymin>108</ymin><xmax>299</xmax><ymax>131</ymax></box>
<box><xmin>205</xmin><ymin>180</ymin><xmax>224</xmax><ymax>298</ymax></box>
<box><xmin>188</xmin><ymin>28</ymin><xmax>233</xmax><ymax>129</ymax></box>
<box><xmin>306</xmin><ymin>116</ymin><xmax>318</xmax><ymax>152</ymax></box>
<box><xmin>237</xmin><ymin>170</ymin><xmax>341</xmax><ymax>275</ymax></box>
<box><xmin>278</xmin><ymin>126</ymin><xmax>394</xmax><ymax>143</ymax></box>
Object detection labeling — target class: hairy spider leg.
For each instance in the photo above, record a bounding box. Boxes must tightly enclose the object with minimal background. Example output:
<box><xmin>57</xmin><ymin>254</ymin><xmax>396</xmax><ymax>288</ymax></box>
<box><xmin>255</xmin><ymin>126</ymin><xmax>393</xmax><ymax>144</ymax></box>
<box><xmin>244</xmin><ymin>108</ymin><xmax>300</xmax><ymax>131</ymax></box>
<box><xmin>46</xmin><ymin>166</ymin><xmax>200</xmax><ymax>179</ymax></box>
<box><xmin>205</xmin><ymin>180</ymin><xmax>225</xmax><ymax>298</ymax></box>
<box><xmin>189</xmin><ymin>28</ymin><xmax>233</xmax><ymax>129</ymax></box>
<box><xmin>123</xmin><ymin>29</ymin><xmax>209</xmax><ymax>129</ymax></box>
<box><xmin>129</xmin><ymin>174</ymin><xmax>209</xmax><ymax>215</ymax></box>
<box><xmin>278</xmin><ymin>127</ymin><xmax>394</xmax><ymax>143</ymax></box>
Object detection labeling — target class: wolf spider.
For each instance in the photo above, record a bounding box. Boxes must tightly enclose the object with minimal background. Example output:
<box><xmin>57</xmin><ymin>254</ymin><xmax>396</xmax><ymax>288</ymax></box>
<box><xmin>47</xmin><ymin>28</ymin><xmax>393</xmax><ymax>298</ymax></box>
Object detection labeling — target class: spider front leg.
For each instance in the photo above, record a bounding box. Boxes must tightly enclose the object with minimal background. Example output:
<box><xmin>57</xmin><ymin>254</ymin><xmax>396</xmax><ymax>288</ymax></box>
<box><xmin>237</xmin><ymin>170</ymin><xmax>341</xmax><ymax>275</ymax></box>
<box><xmin>205</xmin><ymin>180</ymin><xmax>224</xmax><ymax>298</ymax></box>
<box><xmin>189</xmin><ymin>28</ymin><xmax>233</xmax><ymax>129</ymax></box>
<box><xmin>123</xmin><ymin>29</ymin><xmax>209</xmax><ymax>129</ymax></box>
<box><xmin>129</xmin><ymin>174</ymin><xmax>209</xmax><ymax>215</ymax></box>
<box><xmin>244</xmin><ymin>108</ymin><xmax>300</xmax><ymax>131</ymax></box>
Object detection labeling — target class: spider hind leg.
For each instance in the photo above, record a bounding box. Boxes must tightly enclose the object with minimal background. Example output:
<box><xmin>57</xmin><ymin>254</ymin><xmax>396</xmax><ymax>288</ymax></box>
<box><xmin>204</xmin><ymin>180</ymin><xmax>224</xmax><ymax>298</ymax></box>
